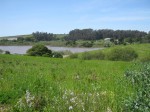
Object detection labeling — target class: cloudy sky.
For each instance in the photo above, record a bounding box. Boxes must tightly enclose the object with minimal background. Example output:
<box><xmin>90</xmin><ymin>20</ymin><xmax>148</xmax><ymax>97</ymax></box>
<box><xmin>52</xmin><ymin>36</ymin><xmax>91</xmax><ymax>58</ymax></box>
<box><xmin>0</xmin><ymin>0</ymin><xmax>150</xmax><ymax>36</ymax></box>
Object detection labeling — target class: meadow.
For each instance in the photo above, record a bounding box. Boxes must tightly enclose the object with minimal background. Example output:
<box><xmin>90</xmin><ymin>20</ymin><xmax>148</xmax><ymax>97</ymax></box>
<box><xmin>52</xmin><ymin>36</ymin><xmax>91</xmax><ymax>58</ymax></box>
<box><xmin>0</xmin><ymin>43</ymin><xmax>149</xmax><ymax>112</ymax></box>
<box><xmin>0</xmin><ymin>54</ymin><xmax>135</xmax><ymax>112</ymax></box>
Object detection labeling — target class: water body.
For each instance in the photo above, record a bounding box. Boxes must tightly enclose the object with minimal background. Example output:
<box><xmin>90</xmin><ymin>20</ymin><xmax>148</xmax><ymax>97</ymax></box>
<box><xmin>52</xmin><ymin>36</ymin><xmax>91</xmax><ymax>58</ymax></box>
<box><xmin>0</xmin><ymin>46</ymin><xmax>102</xmax><ymax>54</ymax></box>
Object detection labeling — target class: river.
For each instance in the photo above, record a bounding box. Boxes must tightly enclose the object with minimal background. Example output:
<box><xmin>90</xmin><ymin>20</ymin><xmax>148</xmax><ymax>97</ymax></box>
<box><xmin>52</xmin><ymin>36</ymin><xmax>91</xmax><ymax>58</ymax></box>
<box><xmin>0</xmin><ymin>46</ymin><xmax>101</xmax><ymax>54</ymax></box>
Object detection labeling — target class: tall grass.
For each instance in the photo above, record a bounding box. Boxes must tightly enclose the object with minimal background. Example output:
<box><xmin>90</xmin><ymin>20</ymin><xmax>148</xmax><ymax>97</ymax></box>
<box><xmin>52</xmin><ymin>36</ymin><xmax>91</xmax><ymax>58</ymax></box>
<box><xmin>69</xmin><ymin>44</ymin><xmax>150</xmax><ymax>62</ymax></box>
<box><xmin>124</xmin><ymin>62</ymin><xmax>150</xmax><ymax>112</ymax></box>
<box><xmin>0</xmin><ymin>55</ymin><xmax>134</xmax><ymax>111</ymax></box>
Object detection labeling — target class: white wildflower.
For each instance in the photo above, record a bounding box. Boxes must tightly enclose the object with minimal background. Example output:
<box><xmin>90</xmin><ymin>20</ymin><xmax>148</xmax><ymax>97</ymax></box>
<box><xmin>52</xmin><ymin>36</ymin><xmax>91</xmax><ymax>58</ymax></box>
<box><xmin>69</xmin><ymin>106</ymin><xmax>73</xmax><ymax>110</ymax></box>
<box><xmin>70</xmin><ymin>97</ymin><xmax>77</xmax><ymax>103</ymax></box>
<box><xmin>107</xmin><ymin>107</ymin><xmax>112</xmax><ymax>112</ymax></box>
<box><xmin>70</xmin><ymin>91</ymin><xmax>74</xmax><ymax>96</ymax></box>
<box><xmin>64</xmin><ymin>90</ymin><xmax>67</xmax><ymax>95</ymax></box>
<box><xmin>70</xmin><ymin>98</ymin><xmax>75</xmax><ymax>103</ymax></box>
<box><xmin>15</xmin><ymin>98</ymin><xmax>25</xmax><ymax>108</ymax></box>
<box><xmin>25</xmin><ymin>90</ymin><xmax>35</xmax><ymax>107</ymax></box>
<box><xmin>62</xmin><ymin>95</ymin><xmax>67</xmax><ymax>99</ymax></box>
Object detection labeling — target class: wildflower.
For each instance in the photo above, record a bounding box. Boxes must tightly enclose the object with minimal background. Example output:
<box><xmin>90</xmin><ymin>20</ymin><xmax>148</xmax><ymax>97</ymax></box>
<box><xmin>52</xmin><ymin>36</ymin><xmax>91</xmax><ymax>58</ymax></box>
<box><xmin>75</xmin><ymin>75</ymin><xmax>79</xmax><ymax>79</ymax></box>
<box><xmin>107</xmin><ymin>107</ymin><xmax>112</xmax><ymax>112</ymax></box>
<box><xmin>62</xmin><ymin>95</ymin><xmax>67</xmax><ymax>99</ymax></box>
<box><xmin>69</xmin><ymin>106</ymin><xmax>73</xmax><ymax>110</ymax></box>
<box><xmin>70</xmin><ymin>97</ymin><xmax>77</xmax><ymax>103</ymax></box>
<box><xmin>25</xmin><ymin>90</ymin><xmax>35</xmax><ymax>107</ymax></box>
<box><xmin>70</xmin><ymin>98</ymin><xmax>75</xmax><ymax>103</ymax></box>
<box><xmin>70</xmin><ymin>91</ymin><xmax>74</xmax><ymax>96</ymax></box>
<box><xmin>15</xmin><ymin>98</ymin><xmax>25</xmax><ymax>108</ymax></box>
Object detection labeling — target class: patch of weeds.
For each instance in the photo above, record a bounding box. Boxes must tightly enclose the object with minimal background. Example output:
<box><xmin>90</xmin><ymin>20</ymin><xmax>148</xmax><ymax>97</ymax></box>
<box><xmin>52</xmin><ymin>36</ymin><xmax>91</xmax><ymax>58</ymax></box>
<box><xmin>123</xmin><ymin>62</ymin><xmax>150</xmax><ymax>112</ymax></box>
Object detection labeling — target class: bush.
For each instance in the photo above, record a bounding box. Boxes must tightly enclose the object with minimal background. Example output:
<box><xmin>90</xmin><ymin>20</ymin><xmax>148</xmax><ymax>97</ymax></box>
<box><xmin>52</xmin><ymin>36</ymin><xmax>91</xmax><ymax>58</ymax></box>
<box><xmin>91</xmin><ymin>51</ymin><xmax>105</xmax><ymax>60</ymax></box>
<box><xmin>106</xmin><ymin>47</ymin><xmax>138</xmax><ymax>61</ymax></box>
<box><xmin>69</xmin><ymin>53</ymin><xmax>78</xmax><ymax>59</ymax></box>
<box><xmin>81</xmin><ymin>51</ymin><xmax>105</xmax><ymax>60</ymax></box>
<box><xmin>52</xmin><ymin>52</ymin><xmax>63</xmax><ymax>58</ymax></box>
<box><xmin>58</xmin><ymin>50</ymin><xmax>72</xmax><ymax>55</ymax></box>
<box><xmin>124</xmin><ymin>62</ymin><xmax>150</xmax><ymax>111</ymax></box>
<box><xmin>81</xmin><ymin>52</ymin><xmax>92</xmax><ymax>60</ymax></box>
<box><xmin>26</xmin><ymin>44</ymin><xmax>52</xmax><ymax>57</ymax></box>
<box><xmin>81</xmin><ymin>42</ymin><xmax>93</xmax><ymax>47</ymax></box>
<box><xmin>5</xmin><ymin>51</ymin><xmax>11</xmax><ymax>54</ymax></box>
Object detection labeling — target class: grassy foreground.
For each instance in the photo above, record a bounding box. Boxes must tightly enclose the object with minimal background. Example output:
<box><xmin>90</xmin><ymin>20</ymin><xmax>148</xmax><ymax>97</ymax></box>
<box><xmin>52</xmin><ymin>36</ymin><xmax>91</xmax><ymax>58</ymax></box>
<box><xmin>0</xmin><ymin>54</ymin><xmax>135</xmax><ymax>111</ymax></box>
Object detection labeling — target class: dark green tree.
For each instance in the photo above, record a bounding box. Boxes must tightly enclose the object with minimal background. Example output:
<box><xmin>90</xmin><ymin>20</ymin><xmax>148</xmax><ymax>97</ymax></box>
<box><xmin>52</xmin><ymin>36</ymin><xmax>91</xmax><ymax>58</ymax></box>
<box><xmin>26</xmin><ymin>44</ymin><xmax>52</xmax><ymax>57</ymax></box>
<box><xmin>32</xmin><ymin>32</ymin><xmax>55</xmax><ymax>41</ymax></box>
<box><xmin>5</xmin><ymin>51</ymin><xmax>10</xmax><ymax>54</ymax></box>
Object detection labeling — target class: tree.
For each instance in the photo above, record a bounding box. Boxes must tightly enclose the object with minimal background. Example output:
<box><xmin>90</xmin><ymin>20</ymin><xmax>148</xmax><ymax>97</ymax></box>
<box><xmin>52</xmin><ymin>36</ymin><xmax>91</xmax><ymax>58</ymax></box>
<box><xmin>32</xmin><ymin>32</ymin><xmax>55</xmax><ymax>41</ymax></box>
<box><xmin>66</xmin><ymin>29</ymin><xmax>147</xmax><ymax>43</ymax></box>
<box><xmin>26</xmin><ymin>44</ymin><xmax>52</xmax><ymax>57</ymax></box>
<box><xmin>5</xmin><ymin>51</ymin><xmax>10</xmax><ymax>54</ymax></box>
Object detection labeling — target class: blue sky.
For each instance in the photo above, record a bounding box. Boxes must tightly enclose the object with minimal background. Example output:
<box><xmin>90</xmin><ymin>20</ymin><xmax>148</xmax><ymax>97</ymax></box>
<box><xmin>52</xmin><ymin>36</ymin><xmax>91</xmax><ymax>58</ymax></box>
<box><xmin>0</xmin><ymin>0</ymin><xmax>150</xmax><ymax>36</ymax></box>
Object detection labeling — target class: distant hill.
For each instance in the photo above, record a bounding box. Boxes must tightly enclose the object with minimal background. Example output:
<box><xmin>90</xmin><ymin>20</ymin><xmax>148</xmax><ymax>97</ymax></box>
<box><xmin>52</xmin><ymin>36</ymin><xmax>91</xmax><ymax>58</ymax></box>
<box><xmin>0</xmin><ymin>34</ymin><xmax>68</xmax><ymax>40</ymax></box>
<box><xmin>0</xmin><ymin>34</ymin><xmax>31</xmax><ymax>40</ymax></box>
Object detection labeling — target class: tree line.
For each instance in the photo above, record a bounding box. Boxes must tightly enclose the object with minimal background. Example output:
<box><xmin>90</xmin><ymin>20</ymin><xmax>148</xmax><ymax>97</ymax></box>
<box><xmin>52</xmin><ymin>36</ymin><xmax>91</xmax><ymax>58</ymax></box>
<box><xmin>1</xmin><ymin>29</ymin><xmax>149</xmax><ymax>44</ymax></box>
<box><xmin>65</xmin><ymin>29</ymin><xmax>147</xmax><ymax>42</ymax></box>
<box><xmin>17</xmin><ymin>31</ymin><xmax>57</xmax><ymax>42</ymax></box>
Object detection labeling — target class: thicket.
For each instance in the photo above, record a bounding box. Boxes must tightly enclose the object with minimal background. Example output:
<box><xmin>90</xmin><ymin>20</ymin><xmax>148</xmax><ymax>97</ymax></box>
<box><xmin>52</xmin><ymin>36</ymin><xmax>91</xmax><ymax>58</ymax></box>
<box><xmin>106</xmin><ymin>47</ymin><xmax>138</xmax><ymax>61</ymax></box>
<box><xmin>80</xmin><ymin>51</ymin><xmax>105</xmax><ymax>60</ymax></box>
<box><xmin>124</xmin><ymin>62</ymin><xmax>150</xmax><ymax>112</ymax></box>
<box><xmin>71</xmin><ymin>47</ymin><xmax>138</xmax><ymax>61</ymax></box>
<box><xmin>27</xmin><ymin>44</ymin><xmax>52</xmax><ymax>57</ymax></box>
<box><xmin>26</xmin><ymin>44</ymin><xmax>63</xmax><ymax>58</ymax></box>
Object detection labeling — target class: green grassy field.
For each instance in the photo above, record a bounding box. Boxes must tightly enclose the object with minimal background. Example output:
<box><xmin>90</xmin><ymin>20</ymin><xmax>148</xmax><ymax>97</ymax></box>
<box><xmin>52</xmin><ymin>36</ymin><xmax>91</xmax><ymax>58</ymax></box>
<box><xmin>71</xmin><ymin>43</ymin><xmax>150</xmax><ymax>61</ymax></box>
<box><xmin>0</xmin><ymin>54</ymin><xmax>135</xmax><ymax>111</ymax></box>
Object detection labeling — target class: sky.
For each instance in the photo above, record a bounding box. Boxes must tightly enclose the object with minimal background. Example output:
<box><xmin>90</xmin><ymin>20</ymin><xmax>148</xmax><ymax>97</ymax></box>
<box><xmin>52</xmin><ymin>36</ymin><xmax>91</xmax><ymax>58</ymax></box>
<box><xmin>0</xmin><ymin>0</ymin><xmax>150</xmax><ymax>36</ymax></box>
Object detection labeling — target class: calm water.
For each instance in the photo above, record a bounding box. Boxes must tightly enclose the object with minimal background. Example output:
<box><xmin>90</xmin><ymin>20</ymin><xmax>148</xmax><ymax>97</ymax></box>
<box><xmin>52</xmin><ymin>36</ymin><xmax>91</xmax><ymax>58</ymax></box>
<box><xmin>0</xmin><ymin>46</ymin><xmax>101</xmax><ymax>54</ymax></box>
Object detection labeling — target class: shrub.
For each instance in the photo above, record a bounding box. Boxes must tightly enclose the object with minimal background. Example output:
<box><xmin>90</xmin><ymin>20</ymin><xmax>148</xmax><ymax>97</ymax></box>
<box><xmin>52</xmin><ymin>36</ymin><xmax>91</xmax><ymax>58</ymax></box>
<box><xmin>52</xmin><ymin>52</ymin><xmax>63</xmax><ymax>58</ymax></box>
<box><xmin>58</xmin><ymin>50</ymin><xmax>72</xmax><ymax>55</ymax></box>
<box><xmin>106</xmin><ymin>47</ymin><xmax>138</xmax><ymax>61</ymax></box>
<box><xmin>81</xmin><ymin>51</ymin><xmax>105</xmax><ymax>60</ymax></box>
<box><xmin>124</xmin><ymin>62</ymin><xmax>150</xmax><ymax>111</ymax></box>
<box><xmin>81</xmin><ymin>52</ymin><xmax>92</xmax><ymax>60</ymax></box>
<box><xmin>91</xmin><ymin>51</ymin><xmax>105</xmax><ymax>60</ymax></box>
<box><xmin>5</xmin><ymin>51</ymin><xmax>11</xmax><ymax>54</ymax></box>
<box><xmin>26</xmin><ymin>44</ymin><xmax>52</xmax><ymax>57</ymax></box>
<box><xmin>81</xmin><ymin>42</ymin><xmax>93</xmax><ymax>47</ymax></box>
<box><xmin>42</xmin><ymin>53</ymin><xmax>51</xmax><ymax>57</ymax></box>
<box><xmin>69</xmin><ymin>53</ymin><xmax>78</xmax><ymax>59</ymax></box>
